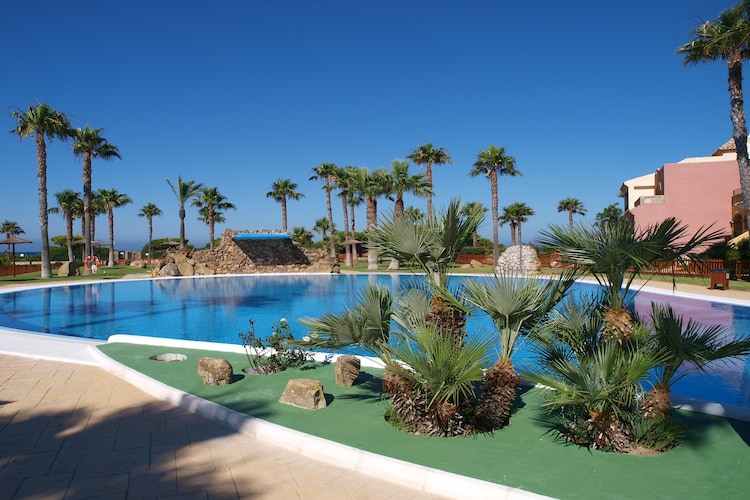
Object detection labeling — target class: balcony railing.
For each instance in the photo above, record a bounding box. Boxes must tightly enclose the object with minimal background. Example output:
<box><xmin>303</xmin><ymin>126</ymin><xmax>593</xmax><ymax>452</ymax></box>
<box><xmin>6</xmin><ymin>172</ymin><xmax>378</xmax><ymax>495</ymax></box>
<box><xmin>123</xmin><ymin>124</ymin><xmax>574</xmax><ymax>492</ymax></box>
<box><xmin>634</xmin><ymin>195</ymin><xmax>664</xmax><ymax>207</ymax></box>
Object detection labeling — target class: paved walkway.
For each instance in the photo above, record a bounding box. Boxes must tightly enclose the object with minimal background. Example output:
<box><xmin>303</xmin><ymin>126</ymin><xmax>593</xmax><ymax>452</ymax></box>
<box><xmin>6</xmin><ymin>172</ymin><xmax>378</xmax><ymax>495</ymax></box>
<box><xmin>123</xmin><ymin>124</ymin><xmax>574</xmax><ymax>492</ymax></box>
<box><xmin>0</xmin><ymin>354</ymin><xmax>443</xmax><ymax>499</ymax></box>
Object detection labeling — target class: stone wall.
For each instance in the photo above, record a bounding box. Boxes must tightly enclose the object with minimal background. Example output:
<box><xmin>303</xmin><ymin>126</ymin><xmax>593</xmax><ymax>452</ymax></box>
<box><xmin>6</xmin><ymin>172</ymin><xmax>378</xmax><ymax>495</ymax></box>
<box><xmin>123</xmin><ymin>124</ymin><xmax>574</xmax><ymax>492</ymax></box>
<box><xmin>495</xmin><ymin>245</ymin><xmax>541</xmax><ymax>273</ymax></box>
<box><xmin>155</xmin><ymin>229</ymin><xmax>337</xmax><ymax>277</ymax></box>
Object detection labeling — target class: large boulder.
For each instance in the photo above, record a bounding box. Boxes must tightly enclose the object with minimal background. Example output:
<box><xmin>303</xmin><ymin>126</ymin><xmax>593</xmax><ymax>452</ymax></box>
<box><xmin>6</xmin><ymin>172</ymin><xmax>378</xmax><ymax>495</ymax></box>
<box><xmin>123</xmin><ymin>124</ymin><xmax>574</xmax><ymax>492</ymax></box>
<box><xmin>334</xmin><ymin>355</ymin><xmax>361</xmax><ymax>387</ymax></box>
<box><xmin>158</xmin><ymin>262</ymin><xmax>180</xmax><ymax>277</ymax></box>
<box><xmin>58</xmin><ymin>260</ymin><xmax>79</xmax><ymax>277</ymax></box>
<box><xmin>279</xmin><ymin>379</ymin><xmax>327</xmax><ymax>409</ymax></box>
<box><xmin>197</xmin><ymin>357</ymin><xmax>234</xmax><ymax>385</ymax></box>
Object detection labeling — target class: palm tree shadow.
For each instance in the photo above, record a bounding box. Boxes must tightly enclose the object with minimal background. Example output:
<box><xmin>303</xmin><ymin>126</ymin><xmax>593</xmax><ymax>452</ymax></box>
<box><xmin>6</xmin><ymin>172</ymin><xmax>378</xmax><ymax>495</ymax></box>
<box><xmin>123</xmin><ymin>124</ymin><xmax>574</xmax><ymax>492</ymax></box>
<box><xmin>0</xmin><ymin>400</ymin><xmax>277</xmax><ymax>498</ymax></box>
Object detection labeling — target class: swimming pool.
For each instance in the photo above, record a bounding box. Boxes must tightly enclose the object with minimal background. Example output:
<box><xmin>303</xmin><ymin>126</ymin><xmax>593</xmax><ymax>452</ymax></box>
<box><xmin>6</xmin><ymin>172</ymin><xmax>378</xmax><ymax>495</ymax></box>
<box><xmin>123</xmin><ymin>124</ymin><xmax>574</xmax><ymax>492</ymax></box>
<box><xmin>2</xmin><ymin>273</ymin><xmax>749</xmax><ymax>411</ymax></box>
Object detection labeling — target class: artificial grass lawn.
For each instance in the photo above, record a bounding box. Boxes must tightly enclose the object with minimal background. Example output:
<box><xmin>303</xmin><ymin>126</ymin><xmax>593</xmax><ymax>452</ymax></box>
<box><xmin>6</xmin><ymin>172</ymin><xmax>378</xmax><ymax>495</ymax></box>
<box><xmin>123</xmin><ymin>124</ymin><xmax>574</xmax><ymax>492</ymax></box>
<box><xmin>99</xmin><ymin>342</ymin><xmax>750</xmax><ymax>499</ymax></box>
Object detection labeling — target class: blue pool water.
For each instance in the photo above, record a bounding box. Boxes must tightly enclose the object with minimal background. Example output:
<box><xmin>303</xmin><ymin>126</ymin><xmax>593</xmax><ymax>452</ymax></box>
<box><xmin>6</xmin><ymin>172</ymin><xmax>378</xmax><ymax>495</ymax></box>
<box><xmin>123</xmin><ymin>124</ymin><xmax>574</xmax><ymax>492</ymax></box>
<box><xmin>1</xmin><ymin>274</ymin><xmax>749</xmax><ymax>409</ymax></box>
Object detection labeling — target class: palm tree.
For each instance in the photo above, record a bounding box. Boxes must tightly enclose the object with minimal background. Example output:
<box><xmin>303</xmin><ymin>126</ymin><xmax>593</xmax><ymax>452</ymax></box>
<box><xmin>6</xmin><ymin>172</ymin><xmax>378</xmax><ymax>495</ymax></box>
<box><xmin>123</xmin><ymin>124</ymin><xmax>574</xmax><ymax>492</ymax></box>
<box><xmin>291</xmin><ymin>226</ymin><xmax>314</xmax><ymax>247</ymax></box>
<box><xmin>96</xmin><ymin>188</ymin><xmax>132</xmax><ymax>266</ymax></box>
<box><xmin>368</xmin><ymin>198</ymin><xmax>484</xmax><ymax>341</ymax></box>
<box><xmin>388</xmin><ymin>159</ymin><xmax>431</xmax><ymax>218</ymax></box>
<box><xmin>504</xmin><ymin>202</ymin><xmax>535</xmax><ymax>247</ymax></box>
<box><xmin>310</xmin><ymin>163</ymin><xmax>338</xmax><ymax>258</ymax></box>
<box><xmin>266</xmin><ymin>178</ymin><xmax>304</xmax><ymax>233</ymax></box>
<box><xmin>643</xmin><ymin>303</ymin><xmax>750</xmax><ymax>418</ymax></box>
<box><xmin>460</xmin><ymin>201</ymin><xmax>487</xmax><ymax>247</ymax></box>
<box><xmin>192</xmin><ymin>187</ymin><xmax>236</xmax><ymax>249</ymax></box>
<box><xmin>72</xmin><ymin>127</ymin><xmax>121</xmax><ymax>273</ymax></box>
<box><xmin>350</xmin><ymin>167</ymin><xmax>392</xmax><ymax>270</ymax></box>
<box><xmin>138</xmin><ymin>203</ymin><xmax>162</xmax><ymax>260</ymax></box>
<box><xmin>463</xmin><ymin>272</ymin><xmax>575</xmax><ymax>430</ymax></box>
<box><xmin>49</xmin><ymin>189</ymin><xmax>82</xmax><ymax>261</ymax></box>
<box><xmin>678</xmin><ymin>1</ymin><xmax>750</xmax><ymax>231</ymax></box>
<box><xmin>333</xmin><ymin>166</ymin><xmax>353</xmax><ymax>266</ymax></box>
<box><xmin>499</xmin><ymin>206</ymin><xmax>518</xmax><ymax>246</ymax></box>
<box><xmin>166</xmin><ymin>176</ymin><xmax>204</xmax><ymax>249</ymax></box>
<box><xmin>595</xmin><ymin>203</ymin><xmax>625</xmax><ymax>229</ymax></box>
<box><xmin>386</xmin><ymin>159</ymin><xmax>431</xmax><ymax>269</ymax></box>
<box><xmin>557</xmin><ymin>197</ymin><xmax>587</xmax><ymax>230</ymax></box>
<box><xmin>9</xmin><ymin>103</ymin><xmax>72</xmax><ymax>277</ymax></box>
<box><xmin>538</xmin><ymin>218</ymin><xmax>723</xmax><ymax>343</ymax></box>
<box><xmin>470</xmin><ymin>144</ymin><xmax>522</xmax><ymax>265</ymax></box>
<box><xmin>312</xmin><ymin>217</ymin><xmax>330</xmax><ymax>242</ymax></box>
<box><xmin>1</xmin><ymin>220</ymin><xmax>24</xmax><ymax>254</ymax></box>
<box><xmin>407</xmin><ymin>143</ymin><xmax>452</xmax><ymax>218</ymax></box>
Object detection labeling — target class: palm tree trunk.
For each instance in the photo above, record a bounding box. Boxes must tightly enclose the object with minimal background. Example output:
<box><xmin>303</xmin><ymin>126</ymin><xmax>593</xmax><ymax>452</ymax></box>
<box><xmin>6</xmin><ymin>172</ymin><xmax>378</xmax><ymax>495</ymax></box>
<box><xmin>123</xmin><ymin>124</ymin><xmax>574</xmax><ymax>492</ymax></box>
<box><xmin>179</xmin><ymin>206</ymin><xmax>186</xmax><ymax>248</ymax></box>
<box><xmin>491</xmin><ymin>171</ymin><xmax>499</xmax><ymax>265</ymax></box>
<box><xmin>65</xmin><ymin>215</ymin><xmax>74</xmax><ymax>261</ymax></box>
<box><xmin>426</xmin><ymin>162</ymin><xmax>434</xmax><ymax>218</ymax></box>
<box><xmin>147</xmin><ymin>218</ymin><xmax>153</xmax><ymax>260</ymax></box>
<box><xmin>342</xmin><ymin>195</ymin><xmax>351</xmax><ymax>267</ymax></box>
<box><xmin>727</xmin><ymin>51</ymin><xmax>750</xmax><ymax>232</ymax></box>
<box><xmin>349</xmin><ymin>202</ymin><xmax>358</xmax><ymax>264</ymax></box>
<box><xmin>108</xmin><ymin>209</ymin><xmax>115</xmax><ymax>267</ymax></box>
<box><xmin>281</xmin><ymin>197</ymin><xmax>288</xmax><ymax>233</ymax></box>
<box><xmin>326</xmin><ymin>187</ymin><xmax>336</xmax><ymax>259</ymax></box>
<box><xmin>83</xmin><ymin>152</ymin><xmax>93</xmax><ymax>275</ymax></box>
<box><xmin>367</xmin><ymin>197</ymin><xmax>378</xmax><ymax>271</ymax></box>
<box><xmin>36</xmin><ymin>133</ymin><xmax>52</xmax><ymax>278</ymax></box>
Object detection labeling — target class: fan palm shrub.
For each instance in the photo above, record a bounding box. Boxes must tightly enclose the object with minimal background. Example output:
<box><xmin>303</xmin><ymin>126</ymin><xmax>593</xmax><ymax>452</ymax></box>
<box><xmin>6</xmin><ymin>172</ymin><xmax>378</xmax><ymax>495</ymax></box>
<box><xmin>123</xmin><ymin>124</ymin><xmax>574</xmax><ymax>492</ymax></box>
<box><xmin>462</xmin><ymin>271</ymin><xmax>576</xmax><ymax>430</ymax></box>
<box><xmin>537</xmin><ymin>218</ymin><xmax>722</xmax><ymax>343</ymax></box>
<box><xmin>642</xmin><ymin>303</ymin><xmax>750</xmax><ymax>418</ymax></box>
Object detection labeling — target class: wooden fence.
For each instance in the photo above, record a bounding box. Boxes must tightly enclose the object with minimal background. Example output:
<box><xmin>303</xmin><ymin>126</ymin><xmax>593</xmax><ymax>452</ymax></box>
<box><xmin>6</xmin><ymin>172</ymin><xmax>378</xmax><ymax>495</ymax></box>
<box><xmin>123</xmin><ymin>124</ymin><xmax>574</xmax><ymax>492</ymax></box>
<box><xmin>0</xmin><ymin>263</ymin><xmax>42</xmax><ymax>277</ymax></box>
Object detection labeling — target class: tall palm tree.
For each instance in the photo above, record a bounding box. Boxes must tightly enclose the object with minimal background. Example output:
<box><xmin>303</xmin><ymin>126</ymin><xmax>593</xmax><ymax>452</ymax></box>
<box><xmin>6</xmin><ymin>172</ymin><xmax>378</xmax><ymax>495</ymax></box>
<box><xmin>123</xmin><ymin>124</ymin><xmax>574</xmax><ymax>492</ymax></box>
<box><xmin>96</xmin><ymin>188</ymin><xmax>132</xmax><ymax>266</ymax></box>
<box><xmin>266</xmin><ymin>178</ymin><xmax>304</xmax><ymax>233</ymax></box>
<box><xmin>470</xmin><ymin>144</ymin><xmax>522</xmax><ymax>265</ymax></box>
<box><xmin>350</xmin><ymin>167</ymin><xmax>392</xmax><ymax>270</ymax></box>
<box><xmin>678</xmin><ymin>1</ymin><xmax>750</xmax><ymax>230</ymax></box>
<box><xmin>334</xmin><ymin>166</ymin><xmax>353</xmax><ymax>266</ymax></box>
<box><xmin>460</xmin><ymin>201</ymin><xmax>487</xmax><ymax>247</ymax></box>
<box><xmin>504</xmin><ymin>202</ymin><xmax>535</xmax><ymax>247</ymax></box>
<box><xmin>499</xmin><ymin>207</ymin><xmax>518</xmax><ymax>246</ymax></box>
<box><xmin>9</xmin><ymin>103</ymin><xmax>72</xmax><ymax>277</ymax></box>
<box><xmin>312</xmin><ymin>217</ymin><xmax>330</xmax><ymax>242</ymax></box>
<box><xmin>137</xmin><ymin>203</ymin><xmax>162</xmax><ymax>260</ymax></box>
<box><xmin>538</xmin><ymin>218</ymin><xmax>723</xmax><ymax>343</ymax></box>
<box><xmin>557</xmin><ymin>197</ymin><xmax>587</xmax><ymax>230</ymax></box>
<box><xmin>72</xmin><ymin>127</ymin><xmax>121</xmax><ymax>273</ymax></box>
<box><xmin>166</xmin><ymin>176</ymin><xmax>204</xmax><ymax>249</ymax></box>
<box><xmin>386</xmin><ymin>159</ymin><xmax>432</xmax><ymax>269</ymax></box>
<box><xmin>192</xmin><ymin>187</ymin><xmax>235</xmax><ymax>249</ymax></box>
<box><xmin>310</xmin><ymin>163</ymin><xmax>338</xmax><ymax>258</ymax></box>
<box><xmin>49</xmin><ymin>189</ymin><xmax>82</xmax><ymax>261</ymax></box>
<box><xmin>1</xmin><ymin>220</ymin><xmax>24</xmax><ymax>254</ymax></box>
<box><xmin>407</xmin><ymin>143</ymin><xmax>452</xmax><ymax>218</ymax></box>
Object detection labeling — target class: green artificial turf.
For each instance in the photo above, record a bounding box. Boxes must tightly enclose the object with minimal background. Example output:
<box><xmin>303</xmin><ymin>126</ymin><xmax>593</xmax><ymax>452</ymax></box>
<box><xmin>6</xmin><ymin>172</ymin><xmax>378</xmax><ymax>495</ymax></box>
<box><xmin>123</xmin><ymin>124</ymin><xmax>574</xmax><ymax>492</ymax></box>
<box><xmin>98</xmin><ymin>342</ymin><xmax>750</xmax><ymax>499</ymax></box>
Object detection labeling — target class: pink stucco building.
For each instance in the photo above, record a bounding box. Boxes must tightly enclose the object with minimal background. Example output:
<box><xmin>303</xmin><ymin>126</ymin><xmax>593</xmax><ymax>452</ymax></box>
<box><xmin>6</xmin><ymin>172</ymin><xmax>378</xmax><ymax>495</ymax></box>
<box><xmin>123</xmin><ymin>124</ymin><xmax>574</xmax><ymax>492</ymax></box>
<box><xmin>620</xmin><ymin>140</ymin><xmax>746</xmax><ymax>241</ymax></box>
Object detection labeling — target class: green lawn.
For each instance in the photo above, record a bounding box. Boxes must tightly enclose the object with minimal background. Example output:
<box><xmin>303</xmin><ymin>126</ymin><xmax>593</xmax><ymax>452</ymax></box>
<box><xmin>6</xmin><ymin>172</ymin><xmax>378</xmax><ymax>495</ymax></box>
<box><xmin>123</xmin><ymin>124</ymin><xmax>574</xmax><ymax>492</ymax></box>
<box><xmin>0</xmin><ymin>265</ymin><xmax>149</xmax><ymax>286</ymax></box>
<box><xmin>99</xmin><ymin>342</ymin><xmax>750</xmax><ymax>499</ymax></box>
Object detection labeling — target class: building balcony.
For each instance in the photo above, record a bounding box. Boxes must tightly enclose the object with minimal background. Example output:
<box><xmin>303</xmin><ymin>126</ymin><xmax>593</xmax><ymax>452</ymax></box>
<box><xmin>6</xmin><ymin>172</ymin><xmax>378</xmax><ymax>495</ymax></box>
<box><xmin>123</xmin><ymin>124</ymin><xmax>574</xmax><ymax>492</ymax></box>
<box><xmin>634</xmin><ymin>195</ymin><xmax>665</xmax><ymax>207</ymax></box>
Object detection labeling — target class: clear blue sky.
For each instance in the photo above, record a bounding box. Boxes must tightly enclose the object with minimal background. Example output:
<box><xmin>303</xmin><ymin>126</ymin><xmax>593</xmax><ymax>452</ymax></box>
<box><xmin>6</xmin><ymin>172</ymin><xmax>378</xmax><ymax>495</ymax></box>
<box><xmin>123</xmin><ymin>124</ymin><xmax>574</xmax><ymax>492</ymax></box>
<box><xmin>0</xmin><ymin>1</ymin><xmax>737</xmax><ymax>252</ymax></box>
